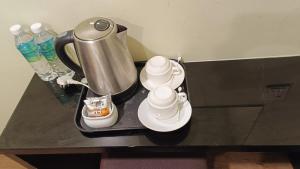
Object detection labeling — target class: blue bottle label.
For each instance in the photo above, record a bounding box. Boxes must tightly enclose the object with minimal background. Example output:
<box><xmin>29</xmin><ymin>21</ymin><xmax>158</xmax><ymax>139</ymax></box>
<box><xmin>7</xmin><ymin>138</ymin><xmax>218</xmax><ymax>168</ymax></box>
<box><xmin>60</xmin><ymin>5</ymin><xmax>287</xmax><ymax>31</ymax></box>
<box><xmin>17</xmin><ymin>39</ymin><xmax>42</xmax><ymax>62</ymax></box>
<box><xmin>38</xmin><ymin>37</ymin><xmax>58</xmax><ymax>61</ymax></box>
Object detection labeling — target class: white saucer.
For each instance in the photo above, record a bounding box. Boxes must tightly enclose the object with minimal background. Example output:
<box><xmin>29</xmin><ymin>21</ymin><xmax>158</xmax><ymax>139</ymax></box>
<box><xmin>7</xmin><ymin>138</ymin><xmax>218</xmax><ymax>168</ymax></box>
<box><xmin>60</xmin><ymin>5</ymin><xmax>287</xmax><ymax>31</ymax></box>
<box><xmin>138</xmin><ymin>99</ymin><xmax>192</xmax><ymax>132</ymax></box>
<box><xmin>140</xmin><ymin>60</ymin><xmax>185</xmax><ymax>90</ymax></box>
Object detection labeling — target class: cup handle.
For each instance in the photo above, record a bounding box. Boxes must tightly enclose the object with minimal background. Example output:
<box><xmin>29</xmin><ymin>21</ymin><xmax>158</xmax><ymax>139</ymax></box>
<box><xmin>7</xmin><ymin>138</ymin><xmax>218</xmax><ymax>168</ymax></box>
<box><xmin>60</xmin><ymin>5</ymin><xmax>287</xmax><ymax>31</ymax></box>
<box><xmin>171</xmin><ymin>61</ymin><xmax>181</xmax><ymax>75</ymax></box>
<box><xmin>177</xmin><ymin>92</ymin><xmax>187</xmax><ymax>103</ymax></box>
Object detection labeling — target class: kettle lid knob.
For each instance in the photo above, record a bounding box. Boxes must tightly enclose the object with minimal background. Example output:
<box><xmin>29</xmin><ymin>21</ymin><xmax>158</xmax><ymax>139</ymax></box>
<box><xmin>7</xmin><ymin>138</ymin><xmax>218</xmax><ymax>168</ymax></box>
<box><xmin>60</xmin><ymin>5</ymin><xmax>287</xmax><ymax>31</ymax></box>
<box><xmin>94</xmin><ymin>19</ymin><xmax>110</xmax><ymax>31</ymax></box>
<box><xmin>74</xmin><ymin>17</ymin><xmax>115</xmax><ymax>41</ymax></box>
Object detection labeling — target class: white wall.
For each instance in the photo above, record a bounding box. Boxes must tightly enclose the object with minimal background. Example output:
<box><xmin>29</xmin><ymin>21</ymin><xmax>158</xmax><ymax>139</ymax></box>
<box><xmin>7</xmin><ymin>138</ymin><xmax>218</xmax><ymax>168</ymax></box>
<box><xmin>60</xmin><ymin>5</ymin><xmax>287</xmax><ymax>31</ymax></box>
<box><xmin>1</xmin><ymin>0</ymin><xmax>300</xmax><ymax>133</ymax></box>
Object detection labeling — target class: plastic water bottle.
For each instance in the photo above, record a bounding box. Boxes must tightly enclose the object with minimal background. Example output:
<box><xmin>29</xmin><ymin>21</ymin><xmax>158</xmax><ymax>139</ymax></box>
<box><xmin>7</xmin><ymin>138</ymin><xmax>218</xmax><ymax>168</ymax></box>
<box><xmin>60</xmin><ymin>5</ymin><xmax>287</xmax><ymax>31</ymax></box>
<box><xmin>9</xmin><ymin>24</ymin><xmax>57</xmax><ymax>81</ymax></box>
<box><xmin>30</xmin><ymin>23</ymin><xmax>74</xmax><ymax>77</ymax></box>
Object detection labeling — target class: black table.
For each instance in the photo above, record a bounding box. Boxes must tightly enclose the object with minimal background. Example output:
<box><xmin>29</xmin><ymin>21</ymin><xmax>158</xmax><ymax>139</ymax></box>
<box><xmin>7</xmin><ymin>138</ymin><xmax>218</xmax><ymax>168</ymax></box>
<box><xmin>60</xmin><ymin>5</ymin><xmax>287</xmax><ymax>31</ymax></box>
<box><xmin>1</xmin><ymin>56</ymin><xmax>300</xmax><ymax>155</ymax></box>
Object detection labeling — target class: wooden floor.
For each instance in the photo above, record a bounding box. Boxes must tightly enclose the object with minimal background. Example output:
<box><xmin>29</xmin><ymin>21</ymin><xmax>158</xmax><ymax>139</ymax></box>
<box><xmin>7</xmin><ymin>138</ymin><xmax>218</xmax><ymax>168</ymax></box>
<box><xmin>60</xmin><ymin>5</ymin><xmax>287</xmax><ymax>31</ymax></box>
<box><xmin>0</xmin><ymin>155</ymin><xmax>35</xmax><ymax>169</ymax></box>
<box><xmin>213</xmin><ymin>152</ymin><xmax>293</xmax><ymax>169</ymax></box>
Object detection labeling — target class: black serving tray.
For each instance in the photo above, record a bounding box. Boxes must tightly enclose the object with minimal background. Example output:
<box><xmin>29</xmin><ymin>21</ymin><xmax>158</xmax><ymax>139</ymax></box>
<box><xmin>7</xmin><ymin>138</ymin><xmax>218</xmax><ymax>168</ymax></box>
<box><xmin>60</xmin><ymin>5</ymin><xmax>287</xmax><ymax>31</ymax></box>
<box><xmin>74</xmin><ymin>61</ymin><xmax>190</xmax><ymax>134</ymax></box>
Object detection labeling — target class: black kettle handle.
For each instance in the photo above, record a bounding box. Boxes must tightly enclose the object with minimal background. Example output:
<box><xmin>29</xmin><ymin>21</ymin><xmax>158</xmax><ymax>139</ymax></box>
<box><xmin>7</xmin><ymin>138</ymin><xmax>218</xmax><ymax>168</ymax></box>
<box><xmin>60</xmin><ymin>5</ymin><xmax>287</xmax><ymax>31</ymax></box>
<box><xmin>55</xmin><ymin>30</ymin><xmax>84</xmax><ymax>76</ymax></box>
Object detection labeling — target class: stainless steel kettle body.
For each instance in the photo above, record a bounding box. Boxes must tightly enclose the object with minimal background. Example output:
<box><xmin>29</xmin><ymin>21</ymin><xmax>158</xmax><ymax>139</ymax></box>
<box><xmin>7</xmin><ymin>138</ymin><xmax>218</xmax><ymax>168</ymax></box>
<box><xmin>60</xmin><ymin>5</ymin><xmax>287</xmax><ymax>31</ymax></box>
<box><xmin>55</xmin><ymin>17</ymin><xmax>137</xmax><ymax>96</ymax></box>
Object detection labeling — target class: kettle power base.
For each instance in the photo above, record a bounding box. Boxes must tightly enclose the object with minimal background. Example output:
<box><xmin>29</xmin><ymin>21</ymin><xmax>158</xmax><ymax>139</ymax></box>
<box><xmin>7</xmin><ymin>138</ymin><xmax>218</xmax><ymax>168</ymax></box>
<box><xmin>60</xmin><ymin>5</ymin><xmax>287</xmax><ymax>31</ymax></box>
<box><xmin>74</xmin><ymin>61</ymin><xmax>190</xmax><ymax>136</ymax></box>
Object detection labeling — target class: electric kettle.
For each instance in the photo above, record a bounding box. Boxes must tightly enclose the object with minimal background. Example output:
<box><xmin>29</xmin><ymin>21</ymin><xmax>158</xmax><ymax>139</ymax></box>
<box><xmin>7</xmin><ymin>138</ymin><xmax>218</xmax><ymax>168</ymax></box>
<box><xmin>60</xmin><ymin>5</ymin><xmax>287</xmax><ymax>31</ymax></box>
<box><xmin>55</xmin><ymin>17</ymin><xmax>137</xmax><ymax>96</ymax></box>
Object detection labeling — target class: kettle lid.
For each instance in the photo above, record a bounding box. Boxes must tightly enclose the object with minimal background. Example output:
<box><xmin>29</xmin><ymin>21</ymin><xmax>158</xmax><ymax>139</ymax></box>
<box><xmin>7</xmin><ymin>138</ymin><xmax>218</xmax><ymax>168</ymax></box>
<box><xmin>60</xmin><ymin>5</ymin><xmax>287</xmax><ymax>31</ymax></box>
<box><xmin>74</xmin><ymin>17</ymin><xmax>115</xmax><ymax>41</ymax></box>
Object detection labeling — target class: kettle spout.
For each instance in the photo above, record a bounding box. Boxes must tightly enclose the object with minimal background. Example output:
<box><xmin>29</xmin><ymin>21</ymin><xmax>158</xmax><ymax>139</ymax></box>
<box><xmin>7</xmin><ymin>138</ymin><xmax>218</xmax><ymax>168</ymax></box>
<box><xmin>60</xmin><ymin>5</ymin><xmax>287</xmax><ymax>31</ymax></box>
<box><xmin>116</xmin><ymin>24</ymin><xmax>129</xmax><ymax>47</ymax></box>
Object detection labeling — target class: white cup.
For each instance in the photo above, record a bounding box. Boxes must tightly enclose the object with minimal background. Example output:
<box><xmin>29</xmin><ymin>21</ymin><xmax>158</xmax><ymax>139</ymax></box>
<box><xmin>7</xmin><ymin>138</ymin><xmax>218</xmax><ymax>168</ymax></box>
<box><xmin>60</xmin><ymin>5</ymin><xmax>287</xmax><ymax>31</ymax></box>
<box><xmin>147</xmin><ymin>86</ymin><xmax>187</xmax><ymax>120</ymax></box>
<box><xmin>145</xmin><ymin>56</ymin><xmax>180</xmax><ymax>85</ymax></box>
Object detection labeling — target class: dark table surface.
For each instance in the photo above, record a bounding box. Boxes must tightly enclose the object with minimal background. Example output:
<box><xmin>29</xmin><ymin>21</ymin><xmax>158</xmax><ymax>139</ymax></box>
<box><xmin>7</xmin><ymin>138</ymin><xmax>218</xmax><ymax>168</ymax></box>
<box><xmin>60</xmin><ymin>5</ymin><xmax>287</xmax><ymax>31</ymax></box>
<box><xmin>2</xmin><ymin>56</ymin><xmax>300</xmax><ymax>154</ymax></box>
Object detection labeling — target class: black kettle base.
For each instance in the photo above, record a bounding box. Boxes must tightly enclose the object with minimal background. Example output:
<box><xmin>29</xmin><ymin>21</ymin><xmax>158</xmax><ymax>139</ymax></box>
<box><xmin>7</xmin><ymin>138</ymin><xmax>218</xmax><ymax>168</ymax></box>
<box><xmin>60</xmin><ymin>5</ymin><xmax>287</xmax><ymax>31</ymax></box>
<box><xmin>85</xmin><ymin>79</ymin><xmax>139</xmax><ymax>105</ymax></box>
<box><xmin>111</xmin><ymin>80</ymin><xmax>139</xmax><ymax>105</ymax></box>
<box><xmin>85</xmin><ymin>62</ymin><xmax>144</xmax><ymax>105</ymax></box>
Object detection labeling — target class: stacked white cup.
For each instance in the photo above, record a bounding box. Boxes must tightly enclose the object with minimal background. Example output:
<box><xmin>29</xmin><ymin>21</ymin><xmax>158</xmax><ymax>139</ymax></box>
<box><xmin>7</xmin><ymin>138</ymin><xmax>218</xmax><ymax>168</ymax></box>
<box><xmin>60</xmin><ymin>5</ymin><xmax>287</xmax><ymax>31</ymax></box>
<box><xmin>145</xmin><ymin>56</ymin><xmax>180</xmax><ymax>86</ymax></box>
<box><xmin>147</xmin><ymin>86</ymin><xmax>187</xmax><ymax>120</ymax></box>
